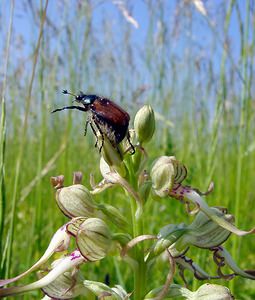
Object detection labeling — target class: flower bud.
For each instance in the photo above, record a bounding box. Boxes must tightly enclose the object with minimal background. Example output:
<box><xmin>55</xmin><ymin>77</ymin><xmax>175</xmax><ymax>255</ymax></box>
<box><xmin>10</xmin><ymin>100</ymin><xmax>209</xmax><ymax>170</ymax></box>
<box><xmin>76</xmin><ymin>218</ymin><xmax>112</xmax><ymax>261</ymax></box>
<box><xmin>181</xmin><ymin>208</ymin><xmax>233</xmax><ymax>249</ymax></box>
<box><xmin>134</xmin><ymin>105</ymin><xmax>155</xmax><ymax>144</ymax></box>
<box><xmin>151</xmin><ymin>156</ymin><xmax>175</xmax><ymax>197</ymax></box>
<box><xmin>151</xmin><ymin>156</ymin><xmax>187</xmax><ymax>197</ymax></box>
<box><xmin>56</xmin><ymin>184</ymin><xmax>97</xmax><ymax>218</ymax></box>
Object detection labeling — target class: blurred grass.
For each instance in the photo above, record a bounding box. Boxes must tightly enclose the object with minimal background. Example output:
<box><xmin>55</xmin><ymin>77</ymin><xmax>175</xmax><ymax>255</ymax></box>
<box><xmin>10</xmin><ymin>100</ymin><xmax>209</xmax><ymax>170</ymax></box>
<box><xmin>0</xmin><ymin>0</ymin><xmax>255</xmax><ymax>299</ymax></box>
<box><xmin>0</xmin><ymin>0</ymin><xmax>14</xmax><ymax>280</ymax></box>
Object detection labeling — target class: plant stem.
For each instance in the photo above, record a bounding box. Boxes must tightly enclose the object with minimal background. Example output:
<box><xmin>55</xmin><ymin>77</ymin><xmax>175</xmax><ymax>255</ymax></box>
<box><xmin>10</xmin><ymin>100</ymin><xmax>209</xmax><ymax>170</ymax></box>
<box><xmin>128</xmin><ymin>158</ymin><xmax>146</xmax><ymax>300</ymax></box>
<box><xmin>130</xmin><ymin>195</ymin><xmax>146</xmax><ymax>300</ymax></box>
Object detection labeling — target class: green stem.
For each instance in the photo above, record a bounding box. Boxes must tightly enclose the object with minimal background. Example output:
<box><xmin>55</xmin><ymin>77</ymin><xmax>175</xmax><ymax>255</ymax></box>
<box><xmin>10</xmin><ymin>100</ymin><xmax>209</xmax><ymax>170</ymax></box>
<box><xmin>130</xmin><ymin>195</ymin><xmax>146</xmax><ymax>300</ymax></box>
<box><xmin>127</xmin><ymin>158</ymin><xmax>146</xmax><ymax>300</ymax></box>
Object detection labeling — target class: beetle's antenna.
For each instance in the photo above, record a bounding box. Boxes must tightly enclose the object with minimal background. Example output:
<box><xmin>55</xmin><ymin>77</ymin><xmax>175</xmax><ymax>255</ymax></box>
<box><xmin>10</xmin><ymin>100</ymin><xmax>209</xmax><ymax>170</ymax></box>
<box><xmin>62</xmin><ymin>89</ymin><xmax>77</xmax><ymax>97</ymax></box>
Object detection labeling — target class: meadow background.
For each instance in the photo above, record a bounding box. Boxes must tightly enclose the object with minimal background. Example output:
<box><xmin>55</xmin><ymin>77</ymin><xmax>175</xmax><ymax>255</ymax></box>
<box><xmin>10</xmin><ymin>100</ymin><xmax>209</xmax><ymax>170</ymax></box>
<box><xmin>0</xmin><ymin>0</ymin><xmax>255</xmax><ymax>299</ymax></box>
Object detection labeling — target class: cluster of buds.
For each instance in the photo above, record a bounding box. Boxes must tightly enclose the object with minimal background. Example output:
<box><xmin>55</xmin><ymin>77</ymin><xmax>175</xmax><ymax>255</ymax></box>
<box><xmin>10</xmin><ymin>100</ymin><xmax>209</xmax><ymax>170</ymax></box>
<box><xmin>0</xmin><ymin>172</ymin><xmax>117</xmax><ymax>298</ymax></box>
<box><xmin>0</xmin><ymin>105</ymin><xmax>254</xmax><ymax>299</ymax></box>
<box><xmin>151</xmin><ymin>156</ymin><xmax>255</xmax><ymax>236</ymax></box>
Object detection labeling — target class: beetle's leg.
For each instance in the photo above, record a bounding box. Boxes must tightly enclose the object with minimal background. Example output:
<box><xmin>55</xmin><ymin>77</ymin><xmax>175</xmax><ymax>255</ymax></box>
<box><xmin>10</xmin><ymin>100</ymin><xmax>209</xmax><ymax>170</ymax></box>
<box><xmin>89</xmin><ymin>122</ymin><xmax>99</xmax><ymax>148</ymax></box>
<box><xmin>92</xmin><ymin>119</ymin><xmax>104</xmax><ymax>152</ymax></box>
<box><xmin>127</xmin><ymin>132</ymin><xmax>135</xmax><ymax>155</ymax></box>
<box><xmin>51</xmin><ymin>105</ymin><xmax>87</xmax><ymax>113</ymax></box>
<box><xmin>84</xmin><ymin>117</ymin><xmax>89</xmax><ymax>136</ymax></box>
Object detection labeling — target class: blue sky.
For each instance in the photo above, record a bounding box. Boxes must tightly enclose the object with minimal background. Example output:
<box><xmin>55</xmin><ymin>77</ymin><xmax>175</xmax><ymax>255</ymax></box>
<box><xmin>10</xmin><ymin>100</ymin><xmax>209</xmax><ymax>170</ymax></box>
<box><xmin>1</xmin><ymin>0</ymin><xmax>244</xmax><ymax>62</ymax></box>
<box><xmin>1</xmin><ymin>0</ymin><xmax>250</xmax><ymax>107</ymax></box>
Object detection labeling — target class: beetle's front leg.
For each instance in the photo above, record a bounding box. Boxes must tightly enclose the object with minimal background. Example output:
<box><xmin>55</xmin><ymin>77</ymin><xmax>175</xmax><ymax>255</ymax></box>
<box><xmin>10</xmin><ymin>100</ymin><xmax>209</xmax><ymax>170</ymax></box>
<box><xmin>51</xmin><ymin>105</ymin><xmax>87</xmax><ymax>113</ymax></box>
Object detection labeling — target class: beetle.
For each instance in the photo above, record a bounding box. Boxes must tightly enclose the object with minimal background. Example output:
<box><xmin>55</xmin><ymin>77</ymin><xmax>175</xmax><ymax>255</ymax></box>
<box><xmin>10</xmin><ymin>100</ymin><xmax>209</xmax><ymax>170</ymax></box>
<box><xmin>52</xmin><ymin>90</ymin><xmax>135</xmax><ymax>154</ymax></box>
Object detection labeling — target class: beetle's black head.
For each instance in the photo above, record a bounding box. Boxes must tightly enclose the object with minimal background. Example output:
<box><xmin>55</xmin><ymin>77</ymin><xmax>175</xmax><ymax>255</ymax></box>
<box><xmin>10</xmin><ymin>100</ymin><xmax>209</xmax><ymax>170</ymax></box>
<box><xmin>62</xmin><ymin>90</ymin><xmax>97</xmax><ymax>109</ymax></box>
<box><xmin>75</xmin><ymin>92</ymin><xmax>98</xmax><ymax>106</ymax></box>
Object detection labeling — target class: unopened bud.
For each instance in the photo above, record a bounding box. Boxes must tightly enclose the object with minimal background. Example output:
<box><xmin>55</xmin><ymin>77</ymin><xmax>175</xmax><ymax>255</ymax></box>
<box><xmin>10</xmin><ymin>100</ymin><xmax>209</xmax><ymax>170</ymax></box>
<box><xmin>76</xmin><ymin>218</ymin><xmax>112</xmax><ymax>261</ymax></box>
<box><xmin>151</xmin><ymin>156</ymin><xmax>187</xmax><ymax>197</ymax></box>
<box><xmin>56</xmin><ymin>185</ymin><xmax>97</xmax><ymax>218</ymax></box>
<box><xmin>151</xmin><ymin>156</ymin><xmax>175</xmax><ymax>197</ymax></box>
<box><xmin>134</xmin><ymin>105</ymin><xmax>155</xmax><ymax>144</ymax></box>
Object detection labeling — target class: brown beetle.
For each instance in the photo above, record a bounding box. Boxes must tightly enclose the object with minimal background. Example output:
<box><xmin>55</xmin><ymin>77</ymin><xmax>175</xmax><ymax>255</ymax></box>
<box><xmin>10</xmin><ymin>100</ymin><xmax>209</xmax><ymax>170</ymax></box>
<box><xmin>52</xmin><ymin>90</ymin><xmax>135</xmax><ymax>154</ymax></box>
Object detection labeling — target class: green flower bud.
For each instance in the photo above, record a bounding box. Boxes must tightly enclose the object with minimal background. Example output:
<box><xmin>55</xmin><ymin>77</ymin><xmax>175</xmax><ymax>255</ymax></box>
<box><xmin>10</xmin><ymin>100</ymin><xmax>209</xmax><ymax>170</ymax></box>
<box><xmin>134</xmin><ymin>105</ymin><xmax>155</xmax><ymax>144</ymax></box>
<box><xmin>180</xmin><ymin>208</ymin><xmax>233</xmax><ymax>249</ymax></box>
<box><xmin>56</xmin><ymin>184</ymin><xmax>97</xmax><ymax>218</ymax></box>
<box><xmin>151</xmin><ymin>156</ymin><xmax>187</xmax><ymax>197</ymax></box>
<box><xmin>151</xmin><ymin>156</ymin><xmax>175</xmax><ymax>197</ymax></box>
<box><xmin>76</xmin><ymin>218</ymin><xmax>112</xmax><ymax>261</ymax></box>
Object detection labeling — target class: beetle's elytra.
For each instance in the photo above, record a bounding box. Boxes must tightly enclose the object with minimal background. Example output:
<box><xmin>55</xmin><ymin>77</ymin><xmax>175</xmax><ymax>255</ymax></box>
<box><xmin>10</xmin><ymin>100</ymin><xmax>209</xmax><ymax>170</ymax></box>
<box><xmin>52</xmin><ymin>90</ymin><xmax>135</xmax><ymax>154</ymax></box>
